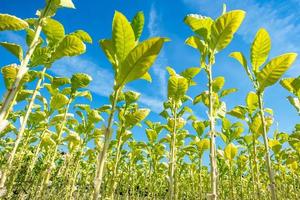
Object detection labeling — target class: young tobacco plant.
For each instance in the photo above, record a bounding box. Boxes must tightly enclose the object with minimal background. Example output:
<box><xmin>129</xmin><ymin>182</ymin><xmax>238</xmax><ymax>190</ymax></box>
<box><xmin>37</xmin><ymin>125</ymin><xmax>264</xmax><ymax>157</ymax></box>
<box><xmin>230</xmin><ymin>28</ymin><xmax>298</xmax><ymax>200</ymax></box>
<box><xmin>280</xmin><ymin>76</ymin><xmax>300</xmax><ymax>114</ymax></box>
<box><xmin>160</xmin><ymin>66</ymin><xmax>200</xmax><ymax>199</ymax></box>
<box><xmin>184</xmin><ymin>7</ymin><xmax>245</xmax><ymax>199</ymax></box>
<box><xmin>94</xmin><ymin>11</ymin><xmax>168</xmax><ymax>199</ymax></box>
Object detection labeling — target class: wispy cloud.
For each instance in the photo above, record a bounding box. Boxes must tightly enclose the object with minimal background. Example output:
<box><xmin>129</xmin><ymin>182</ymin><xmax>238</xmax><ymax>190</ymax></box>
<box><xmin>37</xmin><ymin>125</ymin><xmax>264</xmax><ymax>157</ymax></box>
<box><xmin>148</xmin><ymin>4</ymin><xmax>168</xmax><ymax>98</ymax></box>
<box><xmin>52</xmin><ymin>57</ymin><xmax>114</xmax><ymax>97</ymax></box>
<box><xmin>182</xmin><ymin>0</ymin><xmax>300</xmax><ymax>74</ymax></box>
<box><xmin>51</xmin><ymin>56</ymin><xmax>165</xmax><ymax>113</ymax></box>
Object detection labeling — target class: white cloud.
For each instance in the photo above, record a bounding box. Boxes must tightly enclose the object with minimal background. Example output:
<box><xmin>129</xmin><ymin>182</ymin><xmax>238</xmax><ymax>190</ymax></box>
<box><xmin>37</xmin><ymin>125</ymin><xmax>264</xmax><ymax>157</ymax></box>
<box><xmin>147</xmin><ymin>4</ymin><xmax>168</xmax><ymax>98</ymax></box>
<box><xmin>51</xmin><ymin>56</ymin><xmax>165</xmax><ymax>113</ymax></box>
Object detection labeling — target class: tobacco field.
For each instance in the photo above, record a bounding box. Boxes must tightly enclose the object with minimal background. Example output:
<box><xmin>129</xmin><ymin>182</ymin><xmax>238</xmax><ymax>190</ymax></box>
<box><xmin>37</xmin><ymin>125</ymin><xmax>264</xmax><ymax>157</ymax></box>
<box><xmin>0</xmin><ymin>0</ymin><xmax>299</xmax><ymax>199</ymax></box>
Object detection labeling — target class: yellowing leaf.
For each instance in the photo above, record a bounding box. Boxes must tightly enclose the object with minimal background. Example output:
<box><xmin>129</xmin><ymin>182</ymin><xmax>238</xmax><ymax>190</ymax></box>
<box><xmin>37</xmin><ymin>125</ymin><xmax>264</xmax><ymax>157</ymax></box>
<box><xmin>251</xmin><ymin>28</ymin><xmax>271</xmax><ymax>72</ymax></box>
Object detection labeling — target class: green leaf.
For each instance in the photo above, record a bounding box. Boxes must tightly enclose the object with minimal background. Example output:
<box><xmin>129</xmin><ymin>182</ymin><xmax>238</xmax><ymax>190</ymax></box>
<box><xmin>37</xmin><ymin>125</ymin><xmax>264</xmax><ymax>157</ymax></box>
<box><xmin>251</xmin><ymin>28</ymin><xmax>271</xmax><ymax>72</ymax></box>
<box><xmin>116</xmin><ymin>37</ymin><xmax>167</xmax><ymax>87</ymax></box>
<box><xmin>30</xmin><ymin>47</ymin><xmax>51</xmax><ymax>67</ymax></box>
<box><xmin>224</xmin><ymin>143</ymin><xmax>238</xmax><ymax>161</ymax></box>
<box><xmin>287</xmin><ymin>96</ymin><xmax>300</xmax><ymax>114</ymax></box>
<box><xmin>51</xmin><ymin>35</ymin><xmax>86</xmax><ymax>61</ymax></box>
<box><xmin>126</xmin><ymin>108</ymin><xmax>150</xmax><ymax>127</ymax></box>
<box><xmin>113</xmin><ymin>11</ymin><xmax>136</xmax><ymax>63</ymax></box>
<box><xmin>220</xmin><ymin>88</ymin><xmax>237</xmax><ymax>97</ymax></box>
<box><xmin>42</xmin><ymin>18</ymin><xmax>65</xmax><ymax>46</ymax></box>
<box><xmin>280</xmin><ymin>76</ymin><xmax>300</xmax><ymax>97</ymax></box>
<box><xmin>71</xmin><ymin>73</ymin><xmax>92</xmax><ymax>89</ymax></box>
<box><xmin>99</xmin><ymin>39</ymin><xmax>116</xmax><ymax>67</ymax></box>
<box><xmin>212</xmin><ymin>76</ymin><xmax>225</xmax><ymax>92</ymax></box>
<box><xmin>0</xmin><ymin>14</ymin><xmax>28</xmax><ymax>31</ymax></box>
<box><xmin>246</xmin><ymin>92</ymin><xmax>258</xmax><ymax>113</ymax></box>
<box><xmin>180</xmin><ymin>67</ymin><xmax>201</xmax><ymax>86</ymax></box>
<box><xmin>26</xmin><ymin>28</ymin><xmax>43</xmax><ymax>47</ymax></box>
<box><xmin>1</xmin><ymin>64</ymin><xmax>30</xmax><ymax>89</ymax></box>
<box><xmin>168</xmin><ymin>75</ymin><xmax>189</xmax><ymax>103</ymax></box>
<box><xmin>184</xmin><ymin>15</ymin><xmax>213</xmax><ymax>40</ymax></box>
<box><xmin>185</xmin><ymin>36</ymin><xmax>205</xmax><ymax>52</ymax></box>
<box><xmin>124</xmin><ymin>91</ymin><xmax>141</xmax><ymax>104</ymax></box>
<box><xmin>50</xmin><ymin>93</ymin><xmax>69</xmax><ymax>110</ymax></box>
<box><xmin>52</xmin><ymin>77</ymin><xmax>71</xmax><ymax>88</ymax></box>
<box><xmin>131</xmin><ymin>11</ymin><xmax>144</xmax><ymax>41</ymax></box>
<box><xmin>192</xmin><ymin>121</ymin><xmax>206</xmax><ymax>137</ymax></box>
<box><xmin>70</xmin><ymin>30</ymin><xmax>93</xmax><ymax>43</ymax></box>
<box><xmin>250</xmin><ymin>114</ymin><xmax>273</xmax><ymax>136</ymax></box>
<box><xmin>140</xmin><ymin>72</ymin><xmax>152</xmax><ymax>82</ymax></box>
<box><xmin>257</xmin><ymin>53</ymin><xmax>297</xmax><ymax>91</ymax></box>
<box><xmin>0</xmin><ymin>42</ymin><xmax>23</xmax><ymax>61</ymax></box>
<box><xmin>195</xmin><ymin>138</ymin><xmax>210</xmax><ymax>155</ymax></box>
<box><xmin>229</xmin><ymin>51</ymin><xmax>248</xmax><ymax>72</ymax></box>
<box><xmin>227</xmin><ymin>106</ymin><xmax>247</xmax><ymax>120</ymax></box>
<box><xmin>210</xmin><ymin>10</ymin><xmax>245</xmax><ymax>52</ymax></box>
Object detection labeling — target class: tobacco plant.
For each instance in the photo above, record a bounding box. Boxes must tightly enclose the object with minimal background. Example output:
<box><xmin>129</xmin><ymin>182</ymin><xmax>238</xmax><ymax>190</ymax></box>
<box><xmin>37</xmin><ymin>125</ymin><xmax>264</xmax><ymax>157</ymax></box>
<box><xmin>230</xmin><ymin>28</ymin><xmax>297</xmax><ymax>200</ymax></box>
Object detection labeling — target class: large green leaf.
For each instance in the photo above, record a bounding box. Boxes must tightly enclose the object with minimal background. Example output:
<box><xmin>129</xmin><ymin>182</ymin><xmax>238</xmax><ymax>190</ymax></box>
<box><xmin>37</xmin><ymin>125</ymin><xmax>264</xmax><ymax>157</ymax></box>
<box><xmin>251</xmin><ymin>28</ymin><xmax>271</xmax><ymax>72</ymax></box>
<box><xmin>0</xmin><ymin>42</ymin><xmax>23</xmax><ymax>61</ymax></box>
<box><xmin>0</xmin><ymin>14</ymin><xmax>28</xmax><ymax>31</ymax></box>
<box><xmin>42</xmin><ymin>18</ymin><xmax>65</xmax><ymax>46</ymax></box>
<box><xmin>257</xmin><ymin>53</ymin><xmax>297</xmax><ymax>91</ymax></box>
<box><xmin>210</xmin><ymin>10</ymin><xmax>245</xmax><ymax>52</ymax></box>
<box><xmin>116</xmin><ymin>37</ymin><xmax>167</xmax><ymax>87</ymax></box>
<box><xmin>51</xmin><ymin>35</ymin><xmax>86</xmax><ymax>61</ymax></box>
<box><xmin>168</xmin><ymin>75</ymin><xmax>189</xmax><ymax>102</ymax></box>
<box><xmin>131</xmin><ymin>11</ymin><xmax>144</xmax><ymax>41</ymax></box>
<box><xmin>112</xmin><ymin>11</ymin><xmax>136</xmax><ymax>63</ymax></box>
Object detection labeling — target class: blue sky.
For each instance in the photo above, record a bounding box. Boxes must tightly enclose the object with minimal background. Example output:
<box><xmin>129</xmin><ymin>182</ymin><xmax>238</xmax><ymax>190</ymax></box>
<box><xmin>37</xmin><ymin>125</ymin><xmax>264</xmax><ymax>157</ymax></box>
<box><xmin>0</xmin><ymin>0</ymin><xmax>299</xmax><ymax>145</ymax></box>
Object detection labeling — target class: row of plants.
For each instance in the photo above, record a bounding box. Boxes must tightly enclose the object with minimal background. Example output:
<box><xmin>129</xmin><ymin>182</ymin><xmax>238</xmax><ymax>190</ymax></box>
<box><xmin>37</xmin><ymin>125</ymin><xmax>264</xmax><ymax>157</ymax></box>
<box><xmin>0</xmin><ymin>0</ymin><xmax>299</xmax><ymax>199</ymax></box>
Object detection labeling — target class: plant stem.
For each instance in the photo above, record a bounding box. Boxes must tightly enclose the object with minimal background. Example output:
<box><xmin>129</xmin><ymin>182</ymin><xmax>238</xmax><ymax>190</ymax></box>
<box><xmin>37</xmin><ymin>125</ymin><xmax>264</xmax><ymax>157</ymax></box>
<box><xmin>93</xmin><ymin>88</ymin><xmax>121</xmax><ymax>200</ymax></box>
<box><xmin>207</xmin><ymin>62</ymin><xmax>217</xmax><ymax>200</ymax></box>
<box><xmin>0</xmin><ymin>67</ymin><xmax>47</xmax><ymax>189</ymax></box>
<box><xmin>257</xmin><ymin>91</ymin><xmax>277</xmax><ymax>200</ymax></box>
<box><xmin>169</xmin><ymin>105</ymin><xmax>177</xmax><ymax>200</ymax></box>
<box><xmin>110</xmin><ymin>126</ymin><xmax>125</xmax><ymax>199</ymax></box>
<box><xmin>0</xmin><ymin>4</ymin><xmax>50</xmax><ymax>128</ymax></box>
